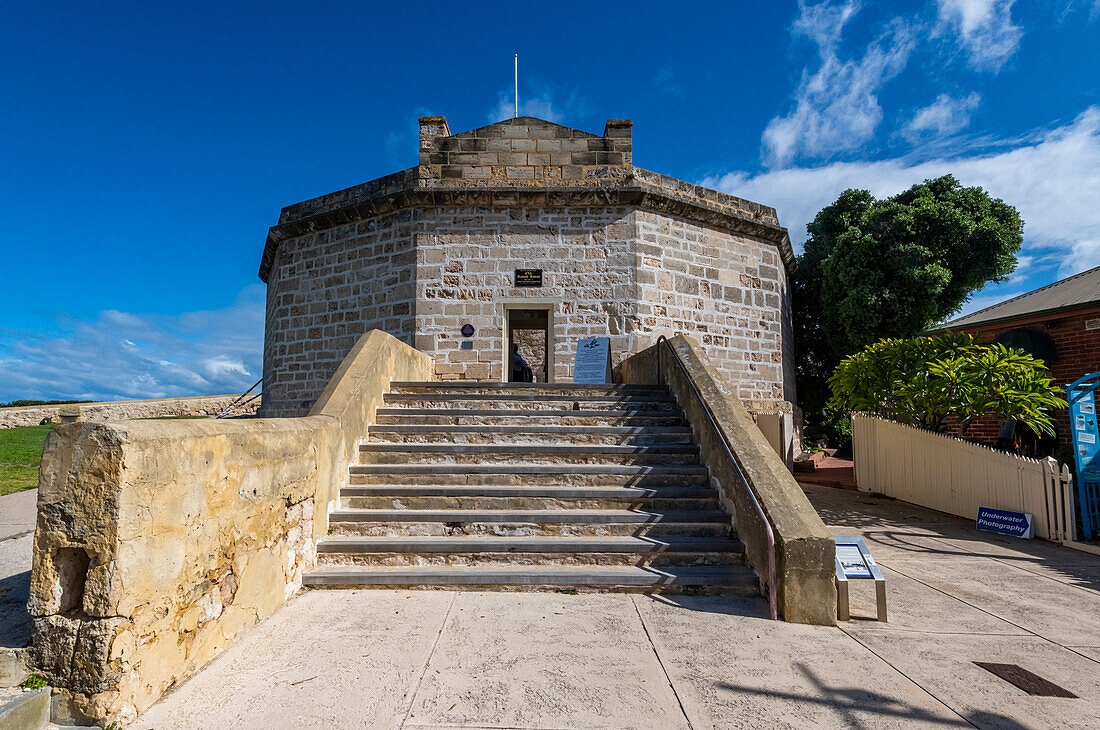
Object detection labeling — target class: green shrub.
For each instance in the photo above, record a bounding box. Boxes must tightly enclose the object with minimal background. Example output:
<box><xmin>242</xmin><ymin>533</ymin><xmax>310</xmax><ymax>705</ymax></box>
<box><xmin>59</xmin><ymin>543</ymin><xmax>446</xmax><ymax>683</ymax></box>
<box><xmin>829</xmin><ymin>332</ymin><xmax>1065</xmax><ymax>435</ymax></box>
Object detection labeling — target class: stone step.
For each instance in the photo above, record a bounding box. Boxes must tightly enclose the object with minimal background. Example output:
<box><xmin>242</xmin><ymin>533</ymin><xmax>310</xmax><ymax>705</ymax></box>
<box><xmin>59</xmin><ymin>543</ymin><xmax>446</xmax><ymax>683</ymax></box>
<box><xmin>349</xmin><ymin>469</ymin><xmax>710</xmax><ymax>487</ymax></box>
<box><xmin>382</xmin><ymin>395</ymin><xmax>678</xmax><ymax>412</ymax></box>
<box><xmin>342</xmin><ymin>494</ymin><xmax>719</xmax><ymax>511</ymax></box>
<box><xmin>389</xmin><ymin>381</ymin><xmax>668</xmax><ymax>396</ymax></box>
<box><xmin>373</xmin><ymin>410</ymin><xmax>688</xmax><ymax>427</ymax></box>
<box><xmin>357</xmin><ymin>443</ymin><xmax>701</xmax><ymax>466</ymax></box>
<box><xmin>349</xmin><ymin>463</ymin><xmax>708</xmax><ymax>482</ymax></box>
<box><xmin>302</xmin><ymin>564</ymin><xmax>758</xmax><ymax>593</ymax></box>
<box><xmin>328</xmin><ymin>507</ymin><xmax>730</xmax><ymax>538</ymax></box>
<box><xmin>329</xmin><ymin>508</ymin><xmax>729</xmax><ymax>524</ymax></box>
<box><xmin>365</xmin><ymin>424</ymin><xmax>693</xmax><ymax>446</ymax></box>
<box><xmin>340</xmin><ymin>484</ymin><xmax>718</xmax><ymax>511</ymax></box>
<box><xmin>315</xmin><ymin>535</ymin><xmax>745</xmax><ymax>566</ymax></box>
<box><xmin>329</xmin><ymin>519</ymin><xmax>730</xmax><ymax>538</ymax></box>
<box><xmin>342</xmin><ymin>484</ymin><xmax>717</xmax><ymax>499</ymax></box>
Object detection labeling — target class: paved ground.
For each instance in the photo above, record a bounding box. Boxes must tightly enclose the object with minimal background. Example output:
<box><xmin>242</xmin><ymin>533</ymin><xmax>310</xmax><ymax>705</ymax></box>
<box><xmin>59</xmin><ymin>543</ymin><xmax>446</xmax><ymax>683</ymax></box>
<box><xmin>0</xmin><ymin>489</ymin><xmax>37</xmax><ymax>542</ymax></box>
<box><xmin>0</xmin><ymin>490</ymin><xmax>34</xmax><ymax>649</ymax></box>
<box><xmin>132</xmin><ymin>484</ymin><xmax>1100</xmax><ymax>730</ymax></box>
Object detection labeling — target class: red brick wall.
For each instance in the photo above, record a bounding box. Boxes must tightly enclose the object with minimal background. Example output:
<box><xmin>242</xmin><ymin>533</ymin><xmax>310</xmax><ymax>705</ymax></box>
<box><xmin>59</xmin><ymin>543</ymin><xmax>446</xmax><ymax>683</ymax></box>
<box><xmin>946</xmin><ymin>304</ymin><xmax>1100</xmax><ymax>450</ymax></box>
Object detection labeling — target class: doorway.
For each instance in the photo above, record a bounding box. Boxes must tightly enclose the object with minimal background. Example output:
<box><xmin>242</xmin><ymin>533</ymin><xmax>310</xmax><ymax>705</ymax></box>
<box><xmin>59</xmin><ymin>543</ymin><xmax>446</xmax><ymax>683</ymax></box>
<box><xmin>506</xmin><ymin>308</ymin><xmax>550</xmax><ymax>382</ymax></box>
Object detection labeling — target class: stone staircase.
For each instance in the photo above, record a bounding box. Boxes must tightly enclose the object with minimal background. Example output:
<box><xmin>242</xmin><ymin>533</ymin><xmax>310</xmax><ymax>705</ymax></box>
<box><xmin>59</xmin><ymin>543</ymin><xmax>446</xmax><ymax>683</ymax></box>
<box><xmin>303</xmin><ymin>382</ymin><xmax>757</xmax><ymax>593</ymax></box>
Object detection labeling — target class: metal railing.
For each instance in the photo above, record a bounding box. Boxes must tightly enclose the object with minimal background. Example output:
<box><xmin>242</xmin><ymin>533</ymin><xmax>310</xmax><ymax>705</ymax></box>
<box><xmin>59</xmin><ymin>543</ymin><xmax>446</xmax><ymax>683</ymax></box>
<box><xmin>655</xmin><ymin>335</ymin><xmax>778</xmax><ymax>620</ymax></box>
<box><xmin>216</xmin><ymin>378</ymin><xmax>263</xmax><ymax>419</ymax></box>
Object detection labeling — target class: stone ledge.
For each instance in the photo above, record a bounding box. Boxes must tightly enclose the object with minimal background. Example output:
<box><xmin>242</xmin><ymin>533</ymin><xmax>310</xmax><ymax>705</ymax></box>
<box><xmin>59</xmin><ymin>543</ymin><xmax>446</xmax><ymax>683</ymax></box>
<box><xmin>260</xmin><ymin>179</ymin><xmax>793</xmax><ymax>282</ymax></box>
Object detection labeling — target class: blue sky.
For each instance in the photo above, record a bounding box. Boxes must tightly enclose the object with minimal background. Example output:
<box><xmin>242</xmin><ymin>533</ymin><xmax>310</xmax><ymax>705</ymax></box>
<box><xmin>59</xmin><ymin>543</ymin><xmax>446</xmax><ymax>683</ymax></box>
<box><xmin>2</xmin><ymin>1</ymin><xmax>1099</xmax><ymax>401</ymax></box>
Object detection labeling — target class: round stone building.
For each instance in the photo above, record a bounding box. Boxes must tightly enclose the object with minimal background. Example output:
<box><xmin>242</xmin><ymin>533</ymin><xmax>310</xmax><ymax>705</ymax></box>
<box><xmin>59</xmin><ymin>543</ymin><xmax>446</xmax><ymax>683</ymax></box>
<box><xmin>258</xmin><ymin>115</ymin><xmax>797</xmax><ymax>423</ymax></box>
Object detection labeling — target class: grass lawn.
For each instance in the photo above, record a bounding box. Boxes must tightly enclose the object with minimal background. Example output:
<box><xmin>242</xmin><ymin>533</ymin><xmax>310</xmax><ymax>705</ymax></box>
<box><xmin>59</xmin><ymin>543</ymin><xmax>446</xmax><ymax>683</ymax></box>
<box><xmin>0</xmin><ymin>423</ymin><xmax>57</xmax><ymax>496</ymax></box>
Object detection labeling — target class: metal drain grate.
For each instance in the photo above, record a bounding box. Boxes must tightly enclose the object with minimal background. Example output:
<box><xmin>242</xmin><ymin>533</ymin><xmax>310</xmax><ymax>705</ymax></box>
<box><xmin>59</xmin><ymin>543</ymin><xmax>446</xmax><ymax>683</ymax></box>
<box><xmin>974</xmin><ymin>662</ymin><xmax>1078</xmax><ymax>698</ymax></box>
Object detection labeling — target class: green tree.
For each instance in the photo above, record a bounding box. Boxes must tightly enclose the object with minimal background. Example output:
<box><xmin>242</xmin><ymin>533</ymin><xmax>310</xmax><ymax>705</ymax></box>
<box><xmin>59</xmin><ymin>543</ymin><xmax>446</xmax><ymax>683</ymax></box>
<box><xmin>828</xmin><ymin>333</ymin><xmax>1064</xmax><ymax>436</ymax></box>
<box><xmin>794</xmin><ymin>175</ymin><xmax>1024</xmax><ymax>444</ymax></box>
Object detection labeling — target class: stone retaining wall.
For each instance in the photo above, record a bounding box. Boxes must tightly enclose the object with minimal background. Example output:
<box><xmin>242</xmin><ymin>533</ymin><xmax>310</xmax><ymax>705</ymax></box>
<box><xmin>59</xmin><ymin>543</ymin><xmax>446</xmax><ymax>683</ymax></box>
<box><xmin>620</xmin><ymin>335</ymin><xmax>835</xmax><ymax>625</ymax></box>
<box><xmin>28</xmin><ymin>331</ymin><xmax>432</xmax><ymax>725</ymax></box>
<box><xmin>0</xmin><ymin>394</ymin><xmax>260</xmax><ymax>429</ymax></box>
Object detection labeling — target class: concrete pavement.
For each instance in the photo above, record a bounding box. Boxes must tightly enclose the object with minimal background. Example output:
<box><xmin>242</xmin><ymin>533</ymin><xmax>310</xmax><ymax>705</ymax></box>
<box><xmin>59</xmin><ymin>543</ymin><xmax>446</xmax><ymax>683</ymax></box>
<box><xmin>133</xmin><ymin>484</ymin><xmax>1100</xmax><ymax>730</ymax></box>
<box><xmin>0</xmin><ymin>489</ymin><xmax>37</xmax><ymax>542</ymax></box>
<box><xmin>0</xmin><ymin>490</ymin><xmax>34</xmax><ymax>652</ymax></box>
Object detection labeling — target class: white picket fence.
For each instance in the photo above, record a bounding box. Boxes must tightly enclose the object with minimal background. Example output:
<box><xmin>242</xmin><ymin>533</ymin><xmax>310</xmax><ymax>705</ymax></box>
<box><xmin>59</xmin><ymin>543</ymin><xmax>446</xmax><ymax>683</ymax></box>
<box><xmin>852</xmin><ymin>415</ymin><xmax>1076</xmax><ymax>542</ymax></box>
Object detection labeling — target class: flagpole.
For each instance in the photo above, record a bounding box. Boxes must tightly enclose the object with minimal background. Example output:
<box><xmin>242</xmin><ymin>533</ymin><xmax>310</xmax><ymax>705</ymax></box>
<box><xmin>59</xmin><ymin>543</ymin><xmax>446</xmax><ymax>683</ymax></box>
<box><xmin>514</xmin><ymin>54</ymin><xmax>518</xmax><ymax>118</ymax></box>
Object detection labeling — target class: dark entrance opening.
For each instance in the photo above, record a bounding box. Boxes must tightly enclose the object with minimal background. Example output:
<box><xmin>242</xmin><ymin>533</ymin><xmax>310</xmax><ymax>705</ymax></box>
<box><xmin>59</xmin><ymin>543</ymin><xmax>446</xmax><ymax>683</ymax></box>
<box><xmin>507</xmin><ymin>309</ymin><xmax>549</xmax><ymax>382</ymax></box>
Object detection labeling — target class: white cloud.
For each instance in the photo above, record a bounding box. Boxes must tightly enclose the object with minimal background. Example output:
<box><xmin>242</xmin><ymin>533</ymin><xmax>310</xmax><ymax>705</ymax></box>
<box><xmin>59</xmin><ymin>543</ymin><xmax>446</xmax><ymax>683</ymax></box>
<box><xmin>705</xmin><ymin>106</ymin><xmax>1100</xmax><ymax>279</ymax></box>
<box><xmin>0</xmin><ymin>286</ymin><xmax>264</xmax><ymax>403</ymax></box>
<box><xmin>487</xmin><ymin>89</ymin><xmax>585</xmax><ymax>125</ymax></box>
<box><xmin>901</xmin><ymin>92</ymin><xmax>982</xmax><ymax>142</ymax></box>
<box><xmin>935</xmin><ymin>0</ymin><xmax>1023</xmax><ymax>71</ymax></box>
<box><xmin>763</xmin><ymin>1</ymin><xmax>917</xmax><ymax>166</ymax></box>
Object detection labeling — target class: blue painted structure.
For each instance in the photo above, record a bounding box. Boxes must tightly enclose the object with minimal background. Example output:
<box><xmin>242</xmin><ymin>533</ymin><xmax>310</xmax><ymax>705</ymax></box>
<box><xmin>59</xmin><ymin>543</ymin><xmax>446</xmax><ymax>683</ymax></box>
<box><xmin>1068</xmin><ymin>372</ymin><xmax>1100</xmax><ymax>540</ymax></box>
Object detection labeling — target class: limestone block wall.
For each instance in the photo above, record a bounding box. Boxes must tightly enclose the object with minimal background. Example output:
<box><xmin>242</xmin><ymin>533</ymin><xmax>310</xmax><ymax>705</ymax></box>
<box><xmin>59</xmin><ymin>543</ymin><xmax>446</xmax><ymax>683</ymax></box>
<box><xmin>261</xmin><ymin>211</ymin><xmax>417</xmax><ymax>416</ymax></box>
<box><xmin>0</xmin><ymin>394</ymin><xmax>260</xmax><ymax>429</ymax></box>
<box><xmin>412</xmin><ymin>207</ymin><xmax>639</xmax><ymax>382</ymax></box>
<box><xmin>418</xmin><ymin>116</ymin><xmax>632</xmax><ymax>188</ymax></box>
<box><xmin>634</xmin><ymin>209</ymin><xmax>795</xmax><ymax>407</ymax></box>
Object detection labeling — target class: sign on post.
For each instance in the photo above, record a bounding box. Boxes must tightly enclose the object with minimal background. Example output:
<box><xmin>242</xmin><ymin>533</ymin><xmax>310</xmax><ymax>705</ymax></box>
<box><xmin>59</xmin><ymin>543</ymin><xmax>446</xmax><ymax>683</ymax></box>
<box><xmin>573</xmin><ymin>337</ymin><xmax>612</xmax><ymax>384</ymax></box>
<box><xmin>976</xmin><ymin>507</ymin><xmax>1033</xmax><ymax>539</ymax></box>
<box><xmin>834</xmin><ymin>536</ymin><xmax>887</xmax><ymax>622</ymax></box>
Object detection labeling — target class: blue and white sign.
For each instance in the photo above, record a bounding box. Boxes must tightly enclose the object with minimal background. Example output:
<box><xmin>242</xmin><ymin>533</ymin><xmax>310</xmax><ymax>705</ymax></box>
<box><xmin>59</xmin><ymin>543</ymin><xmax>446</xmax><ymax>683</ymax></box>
<box><xmin>573</xmin><ymin>337</ymin><xmax>611</xmax><ymax>384</ymax></box>
<box><xmin>1068</xmin><ymin>374</ymin><xmax>1100</xmax><ymax>540</ymax></box>
<box><xmin>976</xmin><ymin>507</ymin><xmax>1033</xmax><ymax>539</ymax></box>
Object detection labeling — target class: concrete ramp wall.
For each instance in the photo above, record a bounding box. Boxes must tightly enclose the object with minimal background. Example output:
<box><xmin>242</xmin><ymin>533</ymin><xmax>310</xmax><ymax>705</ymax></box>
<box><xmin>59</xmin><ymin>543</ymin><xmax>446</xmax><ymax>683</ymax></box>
<box><xmin>620</xmin><ymin>335</ymin><xmax>836</xmax><ymax>625</ymax></box>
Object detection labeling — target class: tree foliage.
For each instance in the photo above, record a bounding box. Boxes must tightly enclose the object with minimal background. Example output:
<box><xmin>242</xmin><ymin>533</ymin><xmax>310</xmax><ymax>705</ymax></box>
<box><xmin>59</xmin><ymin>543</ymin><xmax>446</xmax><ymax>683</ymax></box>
<box><xmin>794</xmin><ymin>175</ymin><xmax>1024</xmax><ymax>443</ymax></box>
<box><xmin>829</xmin><ymin>333</ymin><xmax>1065</xmax><ymax>436</ymax></box>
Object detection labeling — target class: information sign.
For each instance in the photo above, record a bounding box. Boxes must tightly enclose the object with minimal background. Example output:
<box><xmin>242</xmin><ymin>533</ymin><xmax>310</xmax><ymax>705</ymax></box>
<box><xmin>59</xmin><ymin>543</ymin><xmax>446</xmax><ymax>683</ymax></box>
<box><xmin>834</xmin><ymin>536</ymin><xmax>887</xmax><ymax>622</ymax></box>
<box><xmin>976</xmin><ymin>507</ymin><xmax>1033</xmax><ymax>539</ymax></box>
<box><xmin>514</xmin><ymin>269</ymin><xmax>543</xmax><ymax>287</ymax></box>
<box><xmin>573</xmin><ymin>337</ymin><xmax>611</xmax><ymax>384</ymax></box>
<box><xmin>836</xmin><ymin>545</ymin><xmax>872</xmax><ymax>577</ymax></box>
<box><xmin>1068</xmin><ymin>373</ymin><xmax>1100</xmax><ymax>540</ymax></box>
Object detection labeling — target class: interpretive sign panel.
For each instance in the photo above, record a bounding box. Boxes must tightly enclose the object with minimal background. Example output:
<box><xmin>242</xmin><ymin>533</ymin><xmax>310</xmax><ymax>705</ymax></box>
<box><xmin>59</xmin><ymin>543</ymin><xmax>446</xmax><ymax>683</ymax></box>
<box><xmin>836</xmin><ymin>545</ymin><xmax>872</xmax><ymax>578</ymax></box>
<box><xmin>573</xmin><ymin>337</ymin><xmax>611</xmax><ymax>384</ymax></box>
<box><xmin>835</xmin><ymin>536</ymin><xmax>887</xmax><ymax>622</ymax></box>
<box><xmin>976</xmin><ymin>507</ymin><xmax>1033</xmax><ymax>539</ymax></box>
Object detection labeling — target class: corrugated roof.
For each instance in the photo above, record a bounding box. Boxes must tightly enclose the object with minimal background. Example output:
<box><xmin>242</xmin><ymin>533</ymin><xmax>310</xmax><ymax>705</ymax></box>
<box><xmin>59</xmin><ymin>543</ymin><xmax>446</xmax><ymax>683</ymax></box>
<box><xmin>940</xmin><ymin>264</ymin><xmax>1100</xmax><ymax>329</ymax></box>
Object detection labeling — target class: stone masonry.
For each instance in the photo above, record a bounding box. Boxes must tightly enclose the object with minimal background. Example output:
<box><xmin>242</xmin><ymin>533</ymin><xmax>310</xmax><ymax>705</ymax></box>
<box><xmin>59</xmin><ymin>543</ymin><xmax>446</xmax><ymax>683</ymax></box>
<box><xmin>260</xmin><ymin>115</ymin><xmax>796</xmax><ymax>418</ymax></box>
<box><xmin>0</xmin><ymin>394</ymin><xmax>260</xmax><ymax>429</ymax></box>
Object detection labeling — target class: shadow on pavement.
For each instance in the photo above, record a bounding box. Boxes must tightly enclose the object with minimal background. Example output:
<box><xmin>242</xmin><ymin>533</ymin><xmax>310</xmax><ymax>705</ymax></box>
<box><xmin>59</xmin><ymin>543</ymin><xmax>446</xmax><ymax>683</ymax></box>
<box><xmin>0</xmin><ymin>569</ymin><xmax>31</xmax><ymax>648</ymax></box>
<box><xmin>717</xmin><ymin>662</ymin><xmax>1027</xmax><ymax>729</ymax></box>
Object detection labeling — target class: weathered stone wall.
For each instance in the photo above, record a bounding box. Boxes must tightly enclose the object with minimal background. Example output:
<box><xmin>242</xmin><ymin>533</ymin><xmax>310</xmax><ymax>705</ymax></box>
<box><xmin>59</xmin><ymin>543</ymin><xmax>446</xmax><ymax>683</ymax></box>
<box><xmin>413</xmin><ymin>207</ymin><xmax>638</xmax><ymax>382</ymax></box>
<box><xmin>418</xmin><ymin>116</ymin><xmax>632</xmax><ymax>187</ymax></box>
<box><xmin>261</xmin><ymin>211</ymin><xmax>417</xmax><ymax>417</ymax></box>
<box><xmin>634</xmin><ymin>209</ymin><xmax>796</xmax><ymax>407</ymax></box>
<box><xmin>28</xmin><ymin>331</ymin><xmax>433</xmax><ymax>724</ymax></box>
<box><xmin>0</xmin><ymin>394</ymin><xmax>260</xmax><ymax>429</ymax></box>
<box><xmin>259</xmin><ymin>115</ymin><xmax>798</xmax><ymax>417</ymax></box>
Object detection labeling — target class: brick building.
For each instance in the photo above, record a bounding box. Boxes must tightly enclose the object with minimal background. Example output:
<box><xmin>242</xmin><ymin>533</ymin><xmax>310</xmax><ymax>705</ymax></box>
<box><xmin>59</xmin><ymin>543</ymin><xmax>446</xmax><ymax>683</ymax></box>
<box><xmin>935</xmin><ymin>264</ymin><xmax>1100</xmax><ymax>450</ymax></box>
<box><xmin>258</xmin><ymin>116</ymin><xmax>797</xmax><ymax>420</ymax></box>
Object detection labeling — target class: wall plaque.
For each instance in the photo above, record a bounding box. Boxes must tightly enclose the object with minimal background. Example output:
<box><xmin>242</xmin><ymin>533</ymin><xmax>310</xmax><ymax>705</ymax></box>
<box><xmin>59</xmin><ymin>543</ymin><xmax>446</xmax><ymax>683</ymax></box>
<box><xmin>514</xmin><ymin>269</ymin><xmax>543</xmax><ymax>287</ymax></box>
<box><xmin>461</xmin><ymin>324</ymin><xmax>475</xmax><ymax>337</ymax></box>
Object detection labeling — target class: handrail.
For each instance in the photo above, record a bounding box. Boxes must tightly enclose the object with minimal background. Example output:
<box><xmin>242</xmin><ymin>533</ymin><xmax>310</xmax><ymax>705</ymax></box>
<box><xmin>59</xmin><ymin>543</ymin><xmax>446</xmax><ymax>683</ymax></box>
<box><xmin>655</xmin><ymin>335</ymin><xmax>778</xmax><ymax>620</ymax></box>
<box><xmin>217</xmin><ymin>378</ymin><xmax>263</xmax><ymax>419</ymax></box>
